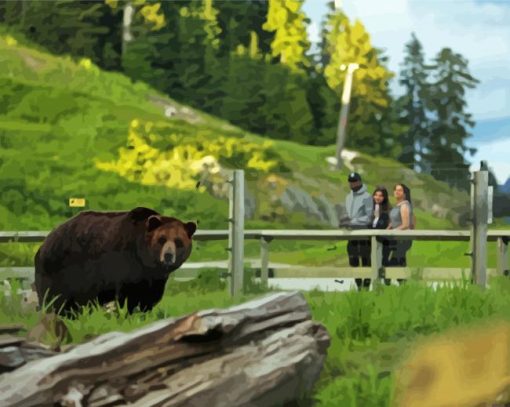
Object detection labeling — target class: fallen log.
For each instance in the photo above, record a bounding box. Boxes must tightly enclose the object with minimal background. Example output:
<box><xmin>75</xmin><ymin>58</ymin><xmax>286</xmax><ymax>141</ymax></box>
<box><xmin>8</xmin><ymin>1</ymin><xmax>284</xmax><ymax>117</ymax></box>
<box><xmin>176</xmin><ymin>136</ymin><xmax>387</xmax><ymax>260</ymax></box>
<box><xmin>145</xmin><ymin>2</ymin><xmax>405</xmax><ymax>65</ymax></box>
<box><xmin>0</xmin><ymin>291</ymin><xmax>330</xmax><ymax>407</ymax></box>
<box><xmin>0</xmin><ymin>333</ymin><xmax>57</xmax><ymax>374</ymax></box>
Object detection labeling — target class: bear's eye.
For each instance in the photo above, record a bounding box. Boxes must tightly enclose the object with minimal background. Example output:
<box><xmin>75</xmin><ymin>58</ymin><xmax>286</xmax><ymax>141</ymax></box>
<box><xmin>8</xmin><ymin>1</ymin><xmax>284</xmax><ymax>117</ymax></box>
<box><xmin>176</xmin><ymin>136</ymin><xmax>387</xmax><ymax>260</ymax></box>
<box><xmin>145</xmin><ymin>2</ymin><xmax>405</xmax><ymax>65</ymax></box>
<box><xmin>158</xmin><ymin>237</ymin><xmax>166</xmax><ymax>245</ymax></box>
<box><xmin>175</xmin><ymin>238</ymin><xmax>183</xmax><ymax>248</ymax></box>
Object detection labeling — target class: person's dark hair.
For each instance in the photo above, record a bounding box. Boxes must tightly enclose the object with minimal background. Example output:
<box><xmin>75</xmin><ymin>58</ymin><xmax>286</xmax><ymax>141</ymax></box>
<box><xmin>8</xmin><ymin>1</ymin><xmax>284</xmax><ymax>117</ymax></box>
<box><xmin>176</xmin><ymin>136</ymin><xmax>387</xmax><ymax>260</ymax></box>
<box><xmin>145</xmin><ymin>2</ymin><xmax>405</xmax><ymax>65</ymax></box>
<box><xmin>394</xmin><ymin>183</ymin><xmax>412</xmax><ymax>204</ymax></box>
<box><xmin>373</xmin><ymin>186</ymin><xmax>390</xmax><ymax>212</ymax></box>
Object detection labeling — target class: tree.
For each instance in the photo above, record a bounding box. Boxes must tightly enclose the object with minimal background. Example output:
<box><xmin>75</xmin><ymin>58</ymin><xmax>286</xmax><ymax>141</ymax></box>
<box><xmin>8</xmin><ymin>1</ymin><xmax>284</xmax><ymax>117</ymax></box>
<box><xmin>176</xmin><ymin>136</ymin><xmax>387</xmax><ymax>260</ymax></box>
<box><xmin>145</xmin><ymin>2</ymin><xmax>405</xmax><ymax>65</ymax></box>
<box><xmin>398</xmin><ymin>33</ymin><xmax>431</xmax><ymax>170</ymax></box>
<box><xmin>119</xmin><ymin>0</ymin><xmax>225</xmax><ymax>113</ymax></box>
<box><xmin>219</xmin><ymin>34</ymin><xmax>267</xmax><ymax>134</ymax></box>
<box><xmin>259</xmin><ymin>0</ymin><xmax>314</xmax><ymax>142</ymax></box>
<box><xmin>424</xmin><ymin>47</ymin><xmax>479</xmax><ymax>190</ymax></box>
<box><xmin>262</xmin><ymin>0</ymin><xmax>312</xmax><ymax>73</ymax></box>
<box><xmin>215</xmin><ymin>0</ymin><xmax>272</xmax><ymax>59</ymax></box>
<box><xmin>320</xmin><ymin>7</ymin><xmax>398</xmax><ymax>156</ymax></box>
<box><xmin>1</xmin><ymin>0</ymin><xmax>123</xmax><ymax>70</ymax></box>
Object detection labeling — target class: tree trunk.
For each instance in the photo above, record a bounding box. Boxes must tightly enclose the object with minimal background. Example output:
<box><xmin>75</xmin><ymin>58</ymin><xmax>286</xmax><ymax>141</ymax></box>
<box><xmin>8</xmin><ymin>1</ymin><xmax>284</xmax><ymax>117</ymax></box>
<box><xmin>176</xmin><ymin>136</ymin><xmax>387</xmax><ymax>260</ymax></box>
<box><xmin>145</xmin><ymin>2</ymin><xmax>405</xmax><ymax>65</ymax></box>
<box><xmin>0</xmin><ymin>291</ymin><xmax>330</xmax><ymax>407</ymax></box>
<box><xmin>122</xmin><ymin>2</ymin><xmax>134</xmax><ymax>58</ymax></box>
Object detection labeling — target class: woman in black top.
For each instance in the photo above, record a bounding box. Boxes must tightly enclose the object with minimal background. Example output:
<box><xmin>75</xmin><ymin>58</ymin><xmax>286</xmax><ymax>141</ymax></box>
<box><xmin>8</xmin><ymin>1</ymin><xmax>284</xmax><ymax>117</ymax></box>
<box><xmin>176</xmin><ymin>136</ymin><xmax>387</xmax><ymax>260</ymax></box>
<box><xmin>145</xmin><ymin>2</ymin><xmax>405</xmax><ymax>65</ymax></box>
<box><xmin>356</xmin><ymin>186</ymin><xmax>392</xmax><ymax>290</ymax></box>
<box><xmin>372</xmin><ymin>186</ymin><xmax>392</xmax><ymax>286</ymax></box>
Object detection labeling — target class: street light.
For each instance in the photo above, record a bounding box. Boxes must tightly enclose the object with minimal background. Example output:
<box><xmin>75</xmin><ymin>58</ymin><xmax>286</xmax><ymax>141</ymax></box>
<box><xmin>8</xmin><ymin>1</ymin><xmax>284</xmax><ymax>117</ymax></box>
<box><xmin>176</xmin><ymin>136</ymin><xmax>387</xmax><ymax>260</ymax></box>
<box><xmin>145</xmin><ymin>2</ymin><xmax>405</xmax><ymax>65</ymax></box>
<box><xmin>335</xmin><ymin>62</ymin><xmax>359</xmax><ymax>170</ymax></box>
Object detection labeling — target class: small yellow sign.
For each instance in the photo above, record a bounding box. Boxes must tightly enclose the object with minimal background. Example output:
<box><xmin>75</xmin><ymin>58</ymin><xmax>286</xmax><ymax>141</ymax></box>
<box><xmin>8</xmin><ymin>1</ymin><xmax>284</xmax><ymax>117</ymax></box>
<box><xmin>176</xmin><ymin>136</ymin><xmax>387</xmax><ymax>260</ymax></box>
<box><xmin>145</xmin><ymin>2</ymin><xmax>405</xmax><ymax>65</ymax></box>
<box><xmin>69</xmin><ymin>198</ymin><xmax>86</xmax><ymax>208</ymax></box>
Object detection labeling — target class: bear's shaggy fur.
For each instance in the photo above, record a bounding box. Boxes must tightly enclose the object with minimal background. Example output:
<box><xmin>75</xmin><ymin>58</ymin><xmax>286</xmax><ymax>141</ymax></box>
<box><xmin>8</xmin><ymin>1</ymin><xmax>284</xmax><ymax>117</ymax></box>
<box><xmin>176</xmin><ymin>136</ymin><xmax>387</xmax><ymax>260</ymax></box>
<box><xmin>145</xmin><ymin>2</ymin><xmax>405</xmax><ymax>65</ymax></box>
<box><xmin>34</xmin><ymin>207</ymin><xmax>197</xmax><ymax>315</ymax></box>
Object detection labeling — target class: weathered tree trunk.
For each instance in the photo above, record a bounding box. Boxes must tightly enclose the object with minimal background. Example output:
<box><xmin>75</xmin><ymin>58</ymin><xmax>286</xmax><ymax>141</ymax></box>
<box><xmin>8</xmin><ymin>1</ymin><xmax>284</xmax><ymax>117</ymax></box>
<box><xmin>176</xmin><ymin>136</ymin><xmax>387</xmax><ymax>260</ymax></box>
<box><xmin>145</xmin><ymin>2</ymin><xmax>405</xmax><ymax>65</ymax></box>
<box><xmin>122</xmin><ymin>2</ymin><xmax>134</xmax><ymax>58</ymax></box>
<box><xmin>0</xmin><ymin>291</ymin><xmax>330</xmax><ymax>407</ymax></box>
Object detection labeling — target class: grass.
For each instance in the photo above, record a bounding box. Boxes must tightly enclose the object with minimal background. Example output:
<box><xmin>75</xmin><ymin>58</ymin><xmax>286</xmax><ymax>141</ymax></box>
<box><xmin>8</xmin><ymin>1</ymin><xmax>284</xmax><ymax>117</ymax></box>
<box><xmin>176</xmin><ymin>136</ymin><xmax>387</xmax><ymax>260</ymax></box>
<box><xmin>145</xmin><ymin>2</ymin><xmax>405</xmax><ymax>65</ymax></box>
<box><xmin>4</xmin><ymin>270</ymin><xmax>510</xmax><ymax>405</ymax></box>
<box><xmin>0</xmin><ymin>28</ymin><xmax>481</xmax><ymax>233</ymax></box>
<box><xmin>1</xmin><ymin>27</ymin><xmax>508</xmax><ymax>274</ymax></box>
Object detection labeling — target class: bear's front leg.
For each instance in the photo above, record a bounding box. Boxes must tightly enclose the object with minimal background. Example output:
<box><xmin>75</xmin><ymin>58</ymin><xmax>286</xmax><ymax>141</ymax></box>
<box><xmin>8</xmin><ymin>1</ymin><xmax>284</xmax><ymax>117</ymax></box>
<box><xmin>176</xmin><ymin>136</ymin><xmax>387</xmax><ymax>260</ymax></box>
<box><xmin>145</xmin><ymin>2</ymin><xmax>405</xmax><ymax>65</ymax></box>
<box><xmin>120</xmin><ymin>279</ymin><xmax>167</xmax><ymax>314</ymax></box>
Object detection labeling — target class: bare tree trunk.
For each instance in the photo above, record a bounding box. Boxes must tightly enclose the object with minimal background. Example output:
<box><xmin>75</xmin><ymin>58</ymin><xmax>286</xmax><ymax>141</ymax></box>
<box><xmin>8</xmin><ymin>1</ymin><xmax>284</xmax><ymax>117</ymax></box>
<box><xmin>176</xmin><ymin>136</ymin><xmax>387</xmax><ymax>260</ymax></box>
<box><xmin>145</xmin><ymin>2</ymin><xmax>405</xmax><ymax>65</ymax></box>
<box><xmin>0</xmin><ymin>291</ymin><xmax>330</xmax><ymax>407</ymax></box>
<box><xmin>122</xmin><ymin>2</ymin><xmax>134</xmax><ymax>58</ymax></box>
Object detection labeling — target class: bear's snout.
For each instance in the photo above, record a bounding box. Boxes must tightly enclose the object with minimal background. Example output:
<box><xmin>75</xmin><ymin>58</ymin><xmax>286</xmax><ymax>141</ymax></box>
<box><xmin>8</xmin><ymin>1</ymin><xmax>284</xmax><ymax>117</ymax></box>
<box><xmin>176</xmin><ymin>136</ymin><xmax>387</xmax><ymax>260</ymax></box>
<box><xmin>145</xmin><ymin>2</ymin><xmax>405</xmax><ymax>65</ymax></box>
<box><xmin>164</xmin><ymin>252</ymin><xmax>176</xmax><ymax>265</ymax></box>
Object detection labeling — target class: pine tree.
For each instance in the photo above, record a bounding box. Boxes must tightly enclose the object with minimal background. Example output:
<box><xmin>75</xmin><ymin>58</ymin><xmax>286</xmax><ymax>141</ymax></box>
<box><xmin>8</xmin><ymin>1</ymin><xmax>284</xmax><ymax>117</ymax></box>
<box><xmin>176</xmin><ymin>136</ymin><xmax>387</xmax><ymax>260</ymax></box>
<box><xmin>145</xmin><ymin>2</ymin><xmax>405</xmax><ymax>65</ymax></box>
<box><xmin>260</xmin><ymin>0</ymin><xmax>314</xmax><ymax>142</ymax></box>
<box><xmin>215</xmin><ymin>0</ymin><xmax>272</xmax><ymax>59</ymax></box>
<box><xmin>1</xmin><ymin>0</ymin><xmax>123</xmax><ymax>70</ymax></box>
<box><xmin>220</xmin><ymin>34</ymin><xmax>267</xmax><ymax>134</ymax></box>
<box><xmin>424</xmin><ymin>47</ymin><xmax>479</xmax><ymax>190</ymax></box>
<box><xmin>398</xmin><ymin>33</ymin><xmax>431</xmax><ymax>170</ymax></box>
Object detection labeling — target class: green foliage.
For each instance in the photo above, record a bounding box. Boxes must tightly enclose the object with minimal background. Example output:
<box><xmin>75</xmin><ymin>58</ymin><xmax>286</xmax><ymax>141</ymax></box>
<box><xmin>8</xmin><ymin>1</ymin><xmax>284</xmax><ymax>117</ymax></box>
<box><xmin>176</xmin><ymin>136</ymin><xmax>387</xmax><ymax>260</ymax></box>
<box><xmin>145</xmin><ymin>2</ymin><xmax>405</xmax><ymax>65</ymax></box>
<box><xmin>396</xmin><ymin>33</ymin><xmax>480</xmax><ymax>191</ymax></box>
<box><xmin>262</xmin><ymin>0</ymin><xmax>311</xmax><ymax>73</ymax></box>
<box><xmin>320</xmin><ymin>8</ymin><xmax>401</xmax><ymax>156</ymax></box>
<box><xmin>0</xmin><ymin>0</ymin><xmax>482</xmax><ymax>177</ymax></box>
<box><xmin>424</xmin><ymin>47</ymin><xmax>479</xmax><ymax>190</ymax></box>
<box><xmin>4</xmin><ymin>274</ymin><xmax>510</xmax><ymax>405</ymax></box>
<box><xmin>96</xmin><ymin>118</ymin><xmax>283</xmax><ymax>189</ymax></box>
<box><xmin>397</xmin><ymin>33</ymin><xmax>430</xmax><ymax>170</ymax></box>
<box><xmin>0</xmin><ymin>35</ymin><xmax>227</xmax><ymax>230</ymax></box>
<box><xmin>215</xmin><ymin>0</ymin><xmax>272</xmax><ymax>58</ymax></box>
<box><xmin>0</xmin><ymin>0</ymin><xmax>123</xmax><ymax>70</ymax></box>
<box><xmin>0</xmin><ymin>29</ymin><xmax>482</xmax><ymax>273</ymax></box>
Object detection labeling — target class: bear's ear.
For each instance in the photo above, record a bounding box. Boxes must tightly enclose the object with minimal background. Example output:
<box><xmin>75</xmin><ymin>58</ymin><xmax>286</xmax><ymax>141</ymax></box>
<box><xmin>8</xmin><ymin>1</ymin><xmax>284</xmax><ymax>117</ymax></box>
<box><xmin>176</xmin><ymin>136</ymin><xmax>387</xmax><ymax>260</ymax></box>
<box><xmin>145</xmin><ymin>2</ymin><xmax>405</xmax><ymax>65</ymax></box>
<box><xmin>185</xmin><ymin>221</ymin><xmax>197</xmax><ymax>238</ymax></box>
<box><xmin>146</xmin><ymin>215</ymin><xmax>162</xmax><ymax>232</ymax></box>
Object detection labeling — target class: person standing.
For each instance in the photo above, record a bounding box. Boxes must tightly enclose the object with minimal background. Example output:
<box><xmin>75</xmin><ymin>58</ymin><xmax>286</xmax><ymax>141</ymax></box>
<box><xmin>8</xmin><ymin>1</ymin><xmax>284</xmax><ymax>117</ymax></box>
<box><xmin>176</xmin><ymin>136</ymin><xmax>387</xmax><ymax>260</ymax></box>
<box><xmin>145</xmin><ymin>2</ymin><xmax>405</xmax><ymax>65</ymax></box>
<box><xmin>387</xmin><ymin>183</ymin><xmax>415</xmax><ymax>285</ymax></box>
<box><xmin>370</xmin><ymin>186</ymin><xmax>392</xmax><ymax>285</ymax></box>
<box><xmin>339</xmin><ymin>172</ymin><xmax>373</xmax><ymax>290</ymax></box>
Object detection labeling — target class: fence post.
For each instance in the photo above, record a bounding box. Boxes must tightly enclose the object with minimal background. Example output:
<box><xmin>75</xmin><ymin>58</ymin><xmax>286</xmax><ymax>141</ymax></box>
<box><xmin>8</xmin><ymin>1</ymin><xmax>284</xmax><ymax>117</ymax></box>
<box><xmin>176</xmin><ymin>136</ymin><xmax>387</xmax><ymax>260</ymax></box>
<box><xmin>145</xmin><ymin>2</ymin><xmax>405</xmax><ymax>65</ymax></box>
<box><xmin>497</xmin><ymin>237</ymin><xmax>509</xmax><ymax>276</ymax></box>
<box><xmin>228</xmin><ymin>170</ymin><xmax>245</xmax><ymax>297</ymax></box>
<box><xmin>370</xmin><ymin>235</ymin><xmax>382</xmax><ymax>286</ymax></box>
<box><xmin>470</xmin><ymin>162</ymin><xmax>489</xmax><ymax>288</ymax></box>
<box><xmin>260</xmin><ymin>236</ymin><xmax>272</xmax><ymax>287</ymax></box>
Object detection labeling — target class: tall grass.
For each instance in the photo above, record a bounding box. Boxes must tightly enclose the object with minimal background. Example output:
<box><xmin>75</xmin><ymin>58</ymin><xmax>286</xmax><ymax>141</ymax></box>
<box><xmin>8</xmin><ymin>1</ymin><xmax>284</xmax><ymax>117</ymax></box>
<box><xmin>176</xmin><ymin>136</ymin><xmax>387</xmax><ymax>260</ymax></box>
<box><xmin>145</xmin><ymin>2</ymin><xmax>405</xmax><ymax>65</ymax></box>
<box><xmin>3</xmin><ymin>271</ymin><xmax>510</xmax><ymax>405</ymax></box>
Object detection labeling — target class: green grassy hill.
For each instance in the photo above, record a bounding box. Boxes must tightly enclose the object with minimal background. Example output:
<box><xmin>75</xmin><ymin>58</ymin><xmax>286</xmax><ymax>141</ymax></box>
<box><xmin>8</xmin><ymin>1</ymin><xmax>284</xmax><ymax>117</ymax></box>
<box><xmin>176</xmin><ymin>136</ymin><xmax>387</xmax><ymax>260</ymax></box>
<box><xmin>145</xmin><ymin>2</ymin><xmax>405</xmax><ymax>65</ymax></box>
<box><xmin>1</xmin><ymin>30</ymin><xmax>502</xmax><ymax>269</ymax></box>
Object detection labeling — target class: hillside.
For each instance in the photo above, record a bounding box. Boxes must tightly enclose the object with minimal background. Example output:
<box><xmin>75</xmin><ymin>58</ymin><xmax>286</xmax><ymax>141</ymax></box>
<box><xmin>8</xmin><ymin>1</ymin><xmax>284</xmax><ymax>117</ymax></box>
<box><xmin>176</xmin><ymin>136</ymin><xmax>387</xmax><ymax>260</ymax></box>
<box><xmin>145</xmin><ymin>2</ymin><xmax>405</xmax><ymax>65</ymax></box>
<box><xmin>0</xmin><ymin>32</ymin><xmax>475</xmax><ymax>233</ymax></box>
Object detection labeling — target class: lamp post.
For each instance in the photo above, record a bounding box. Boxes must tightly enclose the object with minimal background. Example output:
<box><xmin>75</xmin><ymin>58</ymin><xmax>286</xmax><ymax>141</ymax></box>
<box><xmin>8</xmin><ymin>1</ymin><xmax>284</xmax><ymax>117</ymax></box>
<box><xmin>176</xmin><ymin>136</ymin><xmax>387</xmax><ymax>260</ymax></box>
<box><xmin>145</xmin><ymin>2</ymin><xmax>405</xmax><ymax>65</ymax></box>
<box><xmin>335</xmin><ymin>62</ymin><xmax>359</xmax><ymax>170</ymax></box>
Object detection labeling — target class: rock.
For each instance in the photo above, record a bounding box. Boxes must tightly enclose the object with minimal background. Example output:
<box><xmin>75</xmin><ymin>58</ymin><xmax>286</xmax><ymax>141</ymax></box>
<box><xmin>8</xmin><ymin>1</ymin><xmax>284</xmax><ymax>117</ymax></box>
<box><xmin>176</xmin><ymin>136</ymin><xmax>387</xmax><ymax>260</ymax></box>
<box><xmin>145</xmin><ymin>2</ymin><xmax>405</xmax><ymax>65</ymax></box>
<box><xmin>244</xmin><ymin>185</ymin><xmax>256</xmax><ymax>220</ymax></box>
<box><xmin>280</xmin><ymin>186</ymin><xmax>325</xmax><ymax>223</ymax></box>
<box><xmin>315</xmin><ymin>194</ymin><xmax>340</xmax><ymax>227</ymax></box>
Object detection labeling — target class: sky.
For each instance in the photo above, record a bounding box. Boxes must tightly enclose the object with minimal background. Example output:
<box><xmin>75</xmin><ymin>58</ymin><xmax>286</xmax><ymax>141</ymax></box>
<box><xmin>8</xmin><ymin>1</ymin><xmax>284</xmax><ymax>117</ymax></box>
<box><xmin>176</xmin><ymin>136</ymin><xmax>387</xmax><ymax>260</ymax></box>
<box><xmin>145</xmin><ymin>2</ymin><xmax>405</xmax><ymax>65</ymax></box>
<box><xmin>302</xmin><ymin>0</ymin><xmax>510</xmax><ymax>183</ymax></box>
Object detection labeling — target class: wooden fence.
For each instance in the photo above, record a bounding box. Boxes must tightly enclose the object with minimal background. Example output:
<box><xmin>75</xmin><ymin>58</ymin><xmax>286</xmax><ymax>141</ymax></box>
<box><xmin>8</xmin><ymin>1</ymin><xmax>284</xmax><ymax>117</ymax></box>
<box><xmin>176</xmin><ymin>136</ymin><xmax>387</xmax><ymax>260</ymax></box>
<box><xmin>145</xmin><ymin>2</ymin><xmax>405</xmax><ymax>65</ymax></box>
<box><xmin>1</xmin><ymin>229</ymin><xmax>509</xmax><ymax>292</ymax></box>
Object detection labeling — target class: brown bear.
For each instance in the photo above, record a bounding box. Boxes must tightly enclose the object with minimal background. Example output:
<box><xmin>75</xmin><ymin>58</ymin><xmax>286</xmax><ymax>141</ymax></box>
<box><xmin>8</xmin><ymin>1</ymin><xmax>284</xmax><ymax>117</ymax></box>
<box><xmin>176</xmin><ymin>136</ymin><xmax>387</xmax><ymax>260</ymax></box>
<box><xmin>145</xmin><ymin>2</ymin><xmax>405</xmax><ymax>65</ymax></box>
<box><xmin>34</xmin><ymin>207</ymin><xmax>197</xmax><ymax>316</ymax></box>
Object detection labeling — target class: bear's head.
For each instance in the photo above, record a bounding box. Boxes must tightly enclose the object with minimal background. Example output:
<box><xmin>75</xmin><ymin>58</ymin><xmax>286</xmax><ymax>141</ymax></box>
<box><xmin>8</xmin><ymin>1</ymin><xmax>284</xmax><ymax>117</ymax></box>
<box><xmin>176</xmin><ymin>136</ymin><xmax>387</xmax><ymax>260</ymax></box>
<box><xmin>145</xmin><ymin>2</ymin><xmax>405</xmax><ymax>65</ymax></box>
<box><xmin>142</xmin><ymin>215</ymin><xmax>197</xmax><ymax>272</ymax></box>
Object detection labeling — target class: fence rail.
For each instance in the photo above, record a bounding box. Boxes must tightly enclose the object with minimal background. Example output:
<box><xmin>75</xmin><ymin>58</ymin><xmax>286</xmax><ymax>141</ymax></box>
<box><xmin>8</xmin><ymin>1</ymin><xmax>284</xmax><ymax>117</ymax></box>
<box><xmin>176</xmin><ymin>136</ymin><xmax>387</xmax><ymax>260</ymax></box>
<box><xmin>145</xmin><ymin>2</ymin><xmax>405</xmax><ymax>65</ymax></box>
<box><xmin>2</xmin><ymin>229</ymin><xmax>509</xmax><ymax>242</ymax></box>
<box><xmin>1</xmin><ymin>229</ymin><xmax>509</xmax><ymax>290</ymax></box>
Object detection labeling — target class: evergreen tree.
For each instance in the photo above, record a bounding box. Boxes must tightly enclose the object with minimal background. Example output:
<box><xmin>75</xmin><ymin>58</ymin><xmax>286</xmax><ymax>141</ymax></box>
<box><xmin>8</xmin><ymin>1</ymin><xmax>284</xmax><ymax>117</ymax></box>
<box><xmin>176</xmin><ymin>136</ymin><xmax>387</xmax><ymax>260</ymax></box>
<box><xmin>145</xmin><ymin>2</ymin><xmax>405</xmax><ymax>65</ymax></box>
<box><xmin>220</xmin><ymin>34</ymin><xmax>267</xmax><ymax>134</ymax></box>
<box><xmin>260</xmin><ymin>0</ymin><xmax>314</xmax><ymax>142</ymax></box>
<box><xmin>120</xmin><ymin>0</ymin><xmax>224</xmax><ymax>113</ymax></box>
<box><xmin>304</xmin><ymin>68</ymin><xmax>339</xmax><ymax>145</ymax></box>
<box><xmin>215</xmin><ymin>0</ymin><xmax>272</xmax><ymax>59</ymax></box>
<box><xmin>121</xmin><ymin>0</ymin><xmax>184</xmax><ymax>93</ymax></box>
<box><xmin>424</xmin><ymin>47</ymin><xmax>479</xmax><ymax>190</ymax></box>
<box><xmin>398</xmin><ymin>33</ymin><xmax>431</xmax><ymax>170</ymax></box>
<box><xmin>3</xmin><ymin>0</ymin><xmax>123</xmax><ymax>70</ymax></box>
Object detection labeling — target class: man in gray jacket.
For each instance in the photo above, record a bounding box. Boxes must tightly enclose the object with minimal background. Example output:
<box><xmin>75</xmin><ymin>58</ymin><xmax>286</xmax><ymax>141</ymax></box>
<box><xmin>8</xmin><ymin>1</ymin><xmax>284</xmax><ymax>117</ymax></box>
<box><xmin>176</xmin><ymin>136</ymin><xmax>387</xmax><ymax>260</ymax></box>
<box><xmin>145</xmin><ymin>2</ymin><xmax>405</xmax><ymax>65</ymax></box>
<box><xmin>339</xmin><ymin>172</ymin><xmax>373</xmax><ymax>289</ymax></box>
